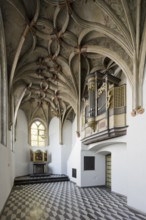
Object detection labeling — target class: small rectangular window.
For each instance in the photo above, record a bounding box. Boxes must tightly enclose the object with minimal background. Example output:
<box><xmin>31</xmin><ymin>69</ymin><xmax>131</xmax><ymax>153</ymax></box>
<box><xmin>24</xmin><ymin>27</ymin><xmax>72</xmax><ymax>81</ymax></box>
<box><xmin>84</xmin><ymin>156</ymin><xmax>95</xmax><ymax>170</ymax></box>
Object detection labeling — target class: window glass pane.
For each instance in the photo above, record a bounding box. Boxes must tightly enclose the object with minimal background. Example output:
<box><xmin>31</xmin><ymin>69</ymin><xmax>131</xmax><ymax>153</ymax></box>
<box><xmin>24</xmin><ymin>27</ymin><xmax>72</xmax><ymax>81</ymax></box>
<box><xmin>39</xmin><ymin>136</ymin><xmax>44</xmax><ymax>141</ymax></box>
<box><xmin>39</xmin><ymin>124</ymin><xmax>44</xmax><ymax>130</ymax></box>
<box><xmin>31</xmin><ymin>123</ymin><xmax>37</xmax><ymax>129</ymax></box>
<box><xmin>31</xmin><ymin>121</ymin><xmax>46</xmax><ymax>147</ymax></box>
<box><xmin>36</xmin><ymin>121</ymin><xmax>41</xmax><ymax>126</ymax></box>
<box><xmin>39</xmin><ymin>130</ymin><xmax>45</xmax><ymax>135</ymax></box>
<box><xmin>38</xmin><ymin>141</ymin><xmax>45</xmax><ymax>147</ymax></box>
<box><xmin>32</xmin><ymin>135</ymin><xmax>37</xmax><ymax>141</ymax></box>
<box><xmin>31</xmin><ymin>141</ymin><xmax>37</xmax><ymax>146</ymax></box>
<box><xmin>31</xmin><ymin>129</ymin><xmax>37</xmax><ymax>135</ymax></box>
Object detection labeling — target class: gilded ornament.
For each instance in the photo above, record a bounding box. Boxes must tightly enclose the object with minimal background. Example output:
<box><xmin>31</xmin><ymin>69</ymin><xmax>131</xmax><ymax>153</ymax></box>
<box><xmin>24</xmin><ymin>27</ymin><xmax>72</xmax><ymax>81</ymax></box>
<box><xmin>136</xmin><ymin>107</ymin><xmax>145</xmax><ymax>115</ymax></box>
<box><xmin>131</xmin><ymin>109</ymin><xmax>136</xmax><ymax>117</ymax></box>
<box><xmin>97</xmin><ymin>83</ymin><xmax>106</xmax><ymax>98</ymax></box>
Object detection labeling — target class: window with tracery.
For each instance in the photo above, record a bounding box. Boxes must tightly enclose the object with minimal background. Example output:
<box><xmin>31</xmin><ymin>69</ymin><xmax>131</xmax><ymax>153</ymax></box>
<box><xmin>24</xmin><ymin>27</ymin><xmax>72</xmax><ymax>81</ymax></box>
<box><xmin>31</xmin><ymin>121</ymin><xmax>46</xmax><ymax>147</ymax></box>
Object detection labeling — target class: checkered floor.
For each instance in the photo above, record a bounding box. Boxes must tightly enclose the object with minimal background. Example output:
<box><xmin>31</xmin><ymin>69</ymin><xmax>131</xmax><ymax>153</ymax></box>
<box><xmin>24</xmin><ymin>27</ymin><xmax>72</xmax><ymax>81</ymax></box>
<box><xmin>1</xmin><ymin>182</ymin><xmax>146</xmax><ymax>220</ymax></box>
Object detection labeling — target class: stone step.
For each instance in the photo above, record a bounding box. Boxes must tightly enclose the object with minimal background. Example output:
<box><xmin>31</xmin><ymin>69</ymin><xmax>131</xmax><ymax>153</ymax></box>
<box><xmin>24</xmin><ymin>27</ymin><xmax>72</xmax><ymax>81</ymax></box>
<box><xmin>14</xmin><ymin>174</ymin><xmax>70</xmax><ymax>185</ymax></box>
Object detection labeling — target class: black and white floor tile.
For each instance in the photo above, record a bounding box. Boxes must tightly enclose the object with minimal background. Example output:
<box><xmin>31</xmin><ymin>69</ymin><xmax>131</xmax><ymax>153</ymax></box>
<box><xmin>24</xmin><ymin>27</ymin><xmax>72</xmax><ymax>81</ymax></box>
<box><xmin>1</xmin><ymin>182</ymin><xmax>146</xmax><ymax>220</ymax></box>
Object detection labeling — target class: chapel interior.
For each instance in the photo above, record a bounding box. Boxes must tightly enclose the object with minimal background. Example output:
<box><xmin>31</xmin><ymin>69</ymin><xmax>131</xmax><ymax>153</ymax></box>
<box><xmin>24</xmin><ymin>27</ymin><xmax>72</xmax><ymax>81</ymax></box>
<box><xmin>0</xmin><ymin>0</ymin><xmax>146</xmax><ymax>219</ymax></box>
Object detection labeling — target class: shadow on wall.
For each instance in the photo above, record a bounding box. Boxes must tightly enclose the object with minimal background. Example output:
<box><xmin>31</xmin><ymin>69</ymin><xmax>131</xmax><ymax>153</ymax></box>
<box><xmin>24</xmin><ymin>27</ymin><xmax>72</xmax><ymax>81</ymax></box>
<box><xmin>48</xmin><ymin>153</ymin><xmax>52</xmax><ymax>174</ymax></box>
<box><xmin>97</xmin><ymin>150</ymin><xmax>111</xmax><ymax>155</ymax></box>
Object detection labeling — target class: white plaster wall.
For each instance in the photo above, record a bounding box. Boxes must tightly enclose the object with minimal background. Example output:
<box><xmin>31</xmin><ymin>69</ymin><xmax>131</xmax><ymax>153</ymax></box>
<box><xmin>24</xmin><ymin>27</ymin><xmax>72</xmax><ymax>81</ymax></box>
<box><xmin>111</xmin><ymin>145</ymin><xmax>127</xmax><ymax>196</ymax></box>
<box><xmin>0</xmin><ymin>144</ymin><xmax>14</xmax><ymax>213</ymax></box>
<box><xmin>67</xmin><ymin>117</ymin><xmax>82</xmax><ymax>185</ymax></box>
<box><xmin>61</xmin><ymin>120</ymin><xmax>72</xmax><ymax>174</ymax></box>
<box><xmin>127</xmin><ymin>73</ymin><xmax>146</xmax><ymax>214</ymax></box>
<box><xmin>67</xmin><ymin>137</ymin><xmax>81</xmax><ymax>186</ymax></box>
<box><xmin>97</xmin><ymin>143</ymin><xmax>127</xmax><ymax>196</ymax></box>
<box><xmin>0</xmin><ymin>128</ymin><xmax>15</xmax><ymax>213</ymax></box>
<box><xmin>48</xmin><ymin>117</ymin><xmax>61</xmax><ymax>174</ymax></box>
<box><xmin>81</xmin><ymin>151</ymin><xmax>105</xmax><ymax>187</ymax></box>
<box><xmin>14</xmin><ymin>110</ymin><xmax>29</xmax><ymax>177</ymax></box>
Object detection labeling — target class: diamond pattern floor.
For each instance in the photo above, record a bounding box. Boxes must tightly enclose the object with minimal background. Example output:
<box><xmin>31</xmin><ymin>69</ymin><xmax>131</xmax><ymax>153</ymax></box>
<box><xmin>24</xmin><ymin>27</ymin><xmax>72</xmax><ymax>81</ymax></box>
<box><xmin>1</xmin><ymin>182</ymin><xmax>146</xmax><ymax>220</ymax></box>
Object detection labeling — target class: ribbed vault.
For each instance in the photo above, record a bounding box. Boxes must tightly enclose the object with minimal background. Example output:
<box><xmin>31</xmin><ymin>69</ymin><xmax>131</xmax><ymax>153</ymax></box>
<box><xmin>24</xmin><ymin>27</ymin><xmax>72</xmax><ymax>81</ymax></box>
<box><xmin>0</xmin><ymin>0</ymin><xmax>146</xmax><ymax>139</ymax></box>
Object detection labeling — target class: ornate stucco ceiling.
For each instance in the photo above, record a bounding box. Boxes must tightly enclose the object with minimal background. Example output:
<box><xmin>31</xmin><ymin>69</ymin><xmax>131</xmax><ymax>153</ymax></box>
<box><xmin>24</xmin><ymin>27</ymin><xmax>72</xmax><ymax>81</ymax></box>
<box><xmin>0</xmin><ymin>0</ymin><xmax>146</xmax><ymax>130</ymax></box>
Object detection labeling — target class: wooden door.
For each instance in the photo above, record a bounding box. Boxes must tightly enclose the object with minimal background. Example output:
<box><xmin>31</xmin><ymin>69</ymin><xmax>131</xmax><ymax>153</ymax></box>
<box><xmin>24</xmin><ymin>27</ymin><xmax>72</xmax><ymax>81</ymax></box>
<box><xmin>106</xmin><ymin>154</ymin><xmax>111</xmax><ymax>188</ymax></box>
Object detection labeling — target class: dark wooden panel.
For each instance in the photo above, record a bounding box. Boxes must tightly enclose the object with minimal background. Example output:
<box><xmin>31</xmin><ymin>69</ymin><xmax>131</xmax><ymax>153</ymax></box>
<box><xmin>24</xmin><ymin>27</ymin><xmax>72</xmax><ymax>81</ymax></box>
<box><xmin>84</xmin><ymin>156</ymin><xmax>95</xmax><ymax>170</ymax></box>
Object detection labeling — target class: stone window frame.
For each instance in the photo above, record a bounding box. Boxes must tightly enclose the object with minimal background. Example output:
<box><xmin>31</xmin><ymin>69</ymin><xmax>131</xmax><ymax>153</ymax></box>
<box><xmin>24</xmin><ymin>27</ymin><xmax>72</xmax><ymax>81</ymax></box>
<box><xmin>30</xmin><ymin>119</ymin><xmax>47</xmax><ymax>147</ymax></box>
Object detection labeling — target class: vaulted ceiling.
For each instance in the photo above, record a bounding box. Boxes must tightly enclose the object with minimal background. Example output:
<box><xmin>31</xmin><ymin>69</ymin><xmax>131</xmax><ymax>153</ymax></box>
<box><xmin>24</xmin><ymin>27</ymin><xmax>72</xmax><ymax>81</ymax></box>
<box><xmin>0</xmin><ymin>0</ymin><xmax>146</xmax><ymax>128</ymax></box>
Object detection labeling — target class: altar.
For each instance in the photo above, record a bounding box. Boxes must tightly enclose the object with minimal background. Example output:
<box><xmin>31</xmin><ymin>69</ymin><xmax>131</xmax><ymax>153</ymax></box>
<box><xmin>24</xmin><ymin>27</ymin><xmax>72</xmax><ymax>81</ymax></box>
<box><xmin>30</xmin><ymin>149</ymin><xmax>48</xmax><ymax>175</ymax></box>
<box><xmin>33</xmin><ymin>162</ymin><xmax>47</xmax><ymax>174</ymax></box>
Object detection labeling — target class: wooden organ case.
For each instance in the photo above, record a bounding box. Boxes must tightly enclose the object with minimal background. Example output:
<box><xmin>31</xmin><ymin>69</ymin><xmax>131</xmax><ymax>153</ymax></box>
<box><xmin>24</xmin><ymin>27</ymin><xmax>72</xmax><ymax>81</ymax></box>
<box><xmin>81</xmin><ymin>72</ymin><xmax>127</xmax><ymax>144</ymax></box>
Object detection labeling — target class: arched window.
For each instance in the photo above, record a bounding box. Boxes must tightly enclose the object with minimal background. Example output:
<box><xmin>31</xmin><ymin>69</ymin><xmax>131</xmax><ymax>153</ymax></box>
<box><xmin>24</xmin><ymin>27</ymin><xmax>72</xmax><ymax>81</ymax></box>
<box><xmin>31</xmin><ymin>121</ymin><xmax>46</xmax><ymax>147</ymax></box>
